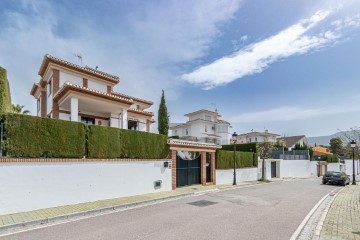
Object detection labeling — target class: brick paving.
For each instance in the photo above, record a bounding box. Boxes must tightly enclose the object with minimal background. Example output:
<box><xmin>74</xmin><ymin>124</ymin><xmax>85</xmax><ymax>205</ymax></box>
<box><xmin>0</xmin><ymin>181</ymin><xmax>264</xmax><ymax>232</ymax></box>
<box><xmin>319</xmin><ymin>185</ymin><xmax>360</xmax><ymax>240</ymax></box>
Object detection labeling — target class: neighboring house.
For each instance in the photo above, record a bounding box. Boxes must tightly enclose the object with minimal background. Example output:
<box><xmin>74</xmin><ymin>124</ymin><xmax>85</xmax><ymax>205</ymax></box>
<box><xmin>277</xmin><ymin>135</ymin><xmax>308</xmax><ymax>149</ymax></box>
<box><xmin>169</xmin><ymin>109</ymin><xmax>231</xmax><ymax>145</ymax></box>
<box><xmin>30</xmin><ymin>54</ymin><xmax>154</xmax><ymax>132</ymax></box>
<box><xmin>236</xmin><ymin>130</ymin><xmax>279</xmax><ymax>143</ymax></box>
<box><xmin>312</xmin><ymin>146</ymin><xmax>333</xmax><ymax>156</ymax></box>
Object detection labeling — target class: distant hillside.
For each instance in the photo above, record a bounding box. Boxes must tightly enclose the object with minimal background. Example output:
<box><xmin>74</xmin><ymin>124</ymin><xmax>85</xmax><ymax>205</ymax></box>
<box><xmin>308</xmin><ymin>131</ymin><xmax>352</xmax><ymax>146</ymax></box>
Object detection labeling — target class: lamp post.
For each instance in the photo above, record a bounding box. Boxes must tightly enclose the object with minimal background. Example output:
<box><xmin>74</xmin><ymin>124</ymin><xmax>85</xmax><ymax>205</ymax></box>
<box><xmin>317</xmin><ymin>156</ymin><xmax>321</xmax><ymax>177</ymax></box>
<box><xmin>351</xmin><ymin>140</ymin><xmax>356</xmax><ymax>185</ymax></box>
<box><xmin>232</xmin><ymin>132</ymin><xmax>238</xmax><ymax>185</ymax></box>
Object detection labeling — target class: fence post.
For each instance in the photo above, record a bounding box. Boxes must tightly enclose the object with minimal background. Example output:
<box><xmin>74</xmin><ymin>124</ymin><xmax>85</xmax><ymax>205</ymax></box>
<box><xmin>0</xmin><ymin>122</ymin><xmax>3</xmax><ymax>157</ymax></box>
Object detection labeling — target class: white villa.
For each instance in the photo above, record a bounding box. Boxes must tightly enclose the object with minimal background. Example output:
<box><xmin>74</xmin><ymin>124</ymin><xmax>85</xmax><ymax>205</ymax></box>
<box><xmin>169</xmin><ymin>109</ymin><xmax>231</xmax><ymax>145</ymax></box>
<box><xmin>236</xmin><ymin>130</ymin><xmax>279</xmax><ymax>144</ymax></box>
<box><xmin>30</xmin><ymin>54</ymin><xmax>155</xmax><ymax>132</ymax></box>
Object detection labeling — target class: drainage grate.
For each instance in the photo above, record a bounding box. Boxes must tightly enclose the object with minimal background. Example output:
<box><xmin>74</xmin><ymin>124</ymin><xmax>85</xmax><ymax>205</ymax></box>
<box><xmin>187</xmin><ymin>200</ymin><xmax>218</xmax><ymax>207</ymax></box>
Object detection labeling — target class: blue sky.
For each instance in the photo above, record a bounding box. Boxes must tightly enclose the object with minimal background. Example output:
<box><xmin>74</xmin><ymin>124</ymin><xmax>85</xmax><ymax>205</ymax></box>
<box><xmin>0</xmin><ymin>0</ymin><xmax>360</xmax><ymax>137</ymax></box>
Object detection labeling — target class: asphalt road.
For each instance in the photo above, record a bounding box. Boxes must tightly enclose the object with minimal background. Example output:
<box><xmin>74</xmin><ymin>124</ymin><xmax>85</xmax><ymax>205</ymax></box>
<box><xmin>1</xmin><ymin>179</ymin><xmax>339</xmax><ymax>240</ymax></box>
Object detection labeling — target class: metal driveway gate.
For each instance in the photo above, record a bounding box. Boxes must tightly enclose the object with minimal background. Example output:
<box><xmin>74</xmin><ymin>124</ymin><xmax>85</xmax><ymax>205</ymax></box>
<box><xmin>176</xmin><ymin>152</ymin><xmax>201</xmax><ymax>187</ymax></box>
<box><xmin>271</xmin><ymin>161</ymin><xmax>277</xmax><ymax>178</ymax></box>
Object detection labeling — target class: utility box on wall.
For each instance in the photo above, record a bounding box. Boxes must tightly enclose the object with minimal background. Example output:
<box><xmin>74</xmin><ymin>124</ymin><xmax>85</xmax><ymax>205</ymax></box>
<box><xmin>154</xmin><ymin>180</ymin><xmax>162</xmax><ymax>189</ymax></box>
<box><xmin>164</xmin><ymin>161</ymin><xmax>172</xmax><ymax>169</ymax></box>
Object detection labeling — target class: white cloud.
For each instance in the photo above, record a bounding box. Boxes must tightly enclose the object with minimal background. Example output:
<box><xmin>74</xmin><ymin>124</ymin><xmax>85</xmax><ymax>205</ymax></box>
<box><xmin>0</xmin><ymin>0</ymin><xmax>242</xmax><ymax>116</ymax></box>
<box><xmin>182</xmin><ymin>8</ymin><xmax>360</xmax><ymax>89</ymax></box>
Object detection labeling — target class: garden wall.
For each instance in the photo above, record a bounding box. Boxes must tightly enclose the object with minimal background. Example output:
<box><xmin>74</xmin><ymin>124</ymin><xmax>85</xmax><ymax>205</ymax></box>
<box><xmin>0</xmin><ymin>158</ymin><xmax>172</xmax><ymax>215</ymax></box>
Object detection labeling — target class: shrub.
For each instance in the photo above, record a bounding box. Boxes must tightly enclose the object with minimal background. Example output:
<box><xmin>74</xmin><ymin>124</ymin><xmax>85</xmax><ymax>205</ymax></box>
<box><xmin>216</xmin><ymin>150</ymin><xmax>258</xmax><ymax>169</ymax></box>
<box><xmin>221</xmin><ymin>143</ymin><xmax>258</xmax><ymax>153</ymax></box>
<box><xmin>313</xmin><ymin>155</ymin><xmax>339</xmax><ymax>163</ymax></box>
<box><xmin>87</xmin><ymin>125</ymin><xmax>169</xmax><ymax>159</ymax></box>
<box><xmin>2</xmin><ymin>113</ymin><xmax>86</xmax><ymax>158</ymax></box>
<box><xmin>0</xmin><ymin>67</ymin><xmax>11</xmax><ymax>113</ymax></box>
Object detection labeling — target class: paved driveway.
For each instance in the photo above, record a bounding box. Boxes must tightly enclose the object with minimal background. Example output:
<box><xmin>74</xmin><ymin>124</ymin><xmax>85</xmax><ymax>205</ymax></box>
<box><xmin>0</xmin><ymin>178</ymin><xmax>339</xmax><ymax>240</ymax></box>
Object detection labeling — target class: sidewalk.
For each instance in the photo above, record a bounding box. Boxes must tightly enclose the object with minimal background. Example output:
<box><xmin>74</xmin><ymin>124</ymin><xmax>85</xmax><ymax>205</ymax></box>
<box><xmin>0</xmin><ymin>180</ymin><xmax>264</xmax><ymax>234</ymax></box>
<box><xmin>318</xmin><ymin>185</ymin><xmax>360</xmax><ymax>240</ymax></box>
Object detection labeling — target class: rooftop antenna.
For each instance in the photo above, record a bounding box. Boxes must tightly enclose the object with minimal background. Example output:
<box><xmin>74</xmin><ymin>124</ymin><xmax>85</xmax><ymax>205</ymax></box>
<box><xmin>73</xmin><ymin>53</ymin><xmax>83</xmax><ymax>66</ymax></box>
<box><xmin>211</xmin><ymin>103</ymin><xmax>218</xmax><ymax>113</ymax></box>
<box><xmin>95</xmin><ymin>66</ymin><xmax>98</xmax><ymax>70</ymax></box>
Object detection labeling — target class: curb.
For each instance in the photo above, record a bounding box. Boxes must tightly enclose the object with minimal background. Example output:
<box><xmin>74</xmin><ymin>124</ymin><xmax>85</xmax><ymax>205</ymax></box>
<box><xmin>0</xmin><ymin>181</ymin><xmax>268</xmax><ymax>236</ymax></box>
<box><xmin>312</xmin><ymin>187</ymin><xmax>345</xmax><ymax>240</ymax></box>
<box><xmin>289</xmin><ymin>187</ymin><xmax>343</xmax><ymax>240</ymax></box>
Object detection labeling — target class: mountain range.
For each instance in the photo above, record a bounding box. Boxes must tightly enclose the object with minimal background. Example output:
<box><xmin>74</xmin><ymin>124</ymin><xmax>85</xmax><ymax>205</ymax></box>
<box><xmin>307</xmin><ymin>131</ymin><xmax>353</xmax><ymax>146</ymax></box>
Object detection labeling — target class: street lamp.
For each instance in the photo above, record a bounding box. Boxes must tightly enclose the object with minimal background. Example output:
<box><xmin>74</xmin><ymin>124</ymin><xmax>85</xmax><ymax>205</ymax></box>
<box><xmin>232</xmin><ymin>132</ymin><xmax>238</xmax><ymax>185</ymax></box>
<box><xmin>317</xmin><ymin>156</ymin><xmax>321</xmax><ymax>177</ymax></box>
<box><xmin>351</xmin><ymin>140</ymin><xmax>356</xmax><ymax>185</ymax></box>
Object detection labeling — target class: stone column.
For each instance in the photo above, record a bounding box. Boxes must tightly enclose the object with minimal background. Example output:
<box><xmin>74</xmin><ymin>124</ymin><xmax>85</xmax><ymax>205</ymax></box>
<box><xmin>121</xmin><ymin>108</ymin><xmax>128</xmax><ymax>129</ymax></box>
<box><xmin>201</xmin><ymin>151</ymin><xmax>206</xmax><ymax>186</ymax></box>
<box><xmin>70</xmin><ymin>97</ymin><xmax>78</xmax><ymax>122</ymax></box>
<box><xmin>172</xmin><ymin>150</ymin><xmax>177</xmax><ymax>190</ymax></box>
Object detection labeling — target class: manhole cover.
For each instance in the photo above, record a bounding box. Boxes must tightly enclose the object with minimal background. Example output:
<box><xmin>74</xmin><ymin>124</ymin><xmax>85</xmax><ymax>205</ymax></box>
<box><xmin>187</xmin><ymin>200</ymin><xmax>218</xmax><ymax>207</ymax></box>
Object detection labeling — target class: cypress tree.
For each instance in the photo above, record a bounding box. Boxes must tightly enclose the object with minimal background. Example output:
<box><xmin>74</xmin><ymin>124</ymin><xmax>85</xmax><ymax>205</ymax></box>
<box><xmin>157</xmin><ymin>90</ymin><xmax>169</xmax><ymax>135</ymax></box>
<box><xmin>0</xmin><ymin>67</ymin><xmax>11</xmax><ymax>113</ymax></box>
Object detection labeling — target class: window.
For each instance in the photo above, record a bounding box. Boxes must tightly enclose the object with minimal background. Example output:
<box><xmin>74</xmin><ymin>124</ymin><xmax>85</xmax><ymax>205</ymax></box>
<box><xmin>128</xmin><ymin>120</ymin><xmax>138</xmax><ymax>130</ymax></box>
<box><xmin>136</xmin><ymin>105</ymin><xmax>140</xmax><ymax>110</ymax></box>
<box><xmin>255</xmin><ymin>137</ymin><xmax>258</xmax><ymax>142</ymax></box>
<box><xmin>186</xmin><ymin>129</ymin><xmax>188</xmax><ymax>135</ymax></box>
<box><xmin>81</xmin><ymin>117</ymin><xmax>95</xmax><ymax>125</ymax></box>
<box><xmin>48</xmin><ymin>80</ymin><xmax>52</xmax><ymax>96</ymax></box>
<box><xmin>249</xmin><ymin>138</ymin><xmax>252</xmax><ymax>142</ymax></box>
<box><xmin>205</xmin><ymin>125</ymin><xmax>208</xmax><ymax>132</ymax></box>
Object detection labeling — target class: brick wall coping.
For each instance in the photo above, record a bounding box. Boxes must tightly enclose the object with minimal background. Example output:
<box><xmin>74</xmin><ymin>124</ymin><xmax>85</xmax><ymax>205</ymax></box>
<box><xmin>0</xmin><ymin>158</ymin><xmax>170</xmax><ymax>163</ymax></box>
<box><xmin>168</xmin><ymin>139</ymin><xmax>222</xmax><ymax>149</ymax></box>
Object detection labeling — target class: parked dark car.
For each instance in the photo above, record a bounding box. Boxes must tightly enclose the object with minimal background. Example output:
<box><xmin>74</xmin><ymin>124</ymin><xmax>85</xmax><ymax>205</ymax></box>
<box><xmin>322</xmin><ymin>171</ymin><xmax>350</xmax><ymax>186</ymax></box>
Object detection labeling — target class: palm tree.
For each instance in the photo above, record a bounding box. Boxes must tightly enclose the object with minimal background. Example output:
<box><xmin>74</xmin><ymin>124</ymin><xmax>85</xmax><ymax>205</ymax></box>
<box><xmin>11</xmin><ymin>104</ymin><xmax>30</xmax><ymax>115</ymax></box>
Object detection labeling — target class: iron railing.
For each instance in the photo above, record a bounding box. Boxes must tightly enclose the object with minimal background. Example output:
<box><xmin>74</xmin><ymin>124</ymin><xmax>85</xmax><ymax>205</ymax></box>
<box><xmin>271</xmin><ymin>150</ymin><xmax>310</xmax><ymax>160</ymax></box>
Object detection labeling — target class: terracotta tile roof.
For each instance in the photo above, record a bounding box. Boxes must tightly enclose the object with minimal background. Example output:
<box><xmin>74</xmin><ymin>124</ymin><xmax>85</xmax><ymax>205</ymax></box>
<box><xmin>128</xmin><ymin>108</ymin><xmax>154</xmax><ymax>117</ymax></box>
<box><xmin>217</xmin><ymin>119</ymin><xmax>230</xmax><ymax>125</ymax></box>
<box><xmin>39</xmin><ymin>54</ymin><xmax>120</xmax><ymax>84</ymax></box>
<box><xmin>277</xmin><ymin>135</ymin><xmax>306</xmax><ymax>148</ymax></box>
<box><xmin>112</xmin><ymin>91</ymin><xmax>153</xmax><ymax>106</ymax></box>
<box><xmin>53</xmin><ymin>82</ymin><xmax>133</xmax><ymax>104</ymax></box>
<box><xmin>184</xmin><ymin>109</ymin><xmax>221</xmax><ymax>117</ymax></box>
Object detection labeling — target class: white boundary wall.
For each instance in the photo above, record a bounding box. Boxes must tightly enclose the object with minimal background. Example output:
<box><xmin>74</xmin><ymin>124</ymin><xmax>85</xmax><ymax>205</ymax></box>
<box><xmin>216</xmin><ymin>168</ymin><xmax>258</xmax><ymax>184</ymax></box>
<box><xmin>279</xmin><ymin>160</ymin><xmax>317</xmax><ymax>178</ymax></box>
<box><xmin>0</xmin><ymin>160</ymin><xmax>172</xmax><ymax>215</ymax></box>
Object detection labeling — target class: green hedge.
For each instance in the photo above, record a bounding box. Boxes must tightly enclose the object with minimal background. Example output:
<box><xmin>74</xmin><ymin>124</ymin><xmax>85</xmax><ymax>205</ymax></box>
<box><xmin>87</xmin><ymin>125</ymin><xmax>169</xmax><ymax>159</ymax></box>
<box><xmin>221</xmin><ymin>143</ymin><xmax>258</xmax><ymax>153</ymax></box>
<box><xmin>1</xmin><ymin>113</ymin><xmax>86</xmax><ymax>158</ymax></box>
<box><xmin>312</xmin><ymin>155</ymin><xmax>339</xmax><ymax>163</ymax></box>
<box><xmin>216</xmin><ymin>150</ymin><xmax>258</xmax><ymax>169</ymax></box>
<box><xmin>0</xmin><ymin>67</ymin><xmax>12</xmax><ymax>113</ymax></box>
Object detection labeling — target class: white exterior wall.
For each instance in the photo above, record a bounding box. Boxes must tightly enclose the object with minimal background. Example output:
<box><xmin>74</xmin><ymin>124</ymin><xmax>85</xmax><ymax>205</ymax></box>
<box><xmin>344</xmin><ymin>159</ymin><xmax>360</xmax><ymax>175</ymax></box>
<box><xmin>279</xmin><ymin>160</ymin><xmax>317</xmax><ymax>178</ymax></box>
<box><xmin>88</xmin><ymin>79</ymin><xmax>107</xmax><ymax>93</ymax></box>
<box><xmin>216</xmin><ymin>168</ymin><xmax>258</xmax><ymax>184</ymax></box>
<box><xmin>59</xmin><ymin>112</ymin><xmax>71</xmax><ymax>121</ymax></box>
<box><xmin>59</xmin><ymin>71</ymin><xmax>83</xmax><ymax>87</ymax></box>
<box><xmin>0</xmin><ymin>160</ymin><xmax>172</xmax><ymax>215</ymax></box>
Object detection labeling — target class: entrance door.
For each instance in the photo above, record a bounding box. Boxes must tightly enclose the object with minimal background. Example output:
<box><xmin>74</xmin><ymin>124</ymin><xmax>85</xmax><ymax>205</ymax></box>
<box><xmin>206</xmin><ymin>153</ymin><xmax>211</xmax><ymax>182</ymax></box>
<box><xmin>176</xmin><ymin>152</ymin><xmax>201</xmax><ymax>187</ymax></box>
<box><xmin>271</xmin><ymin>161</ymin><xmax>277</xmax><ymax>178</ymax></box>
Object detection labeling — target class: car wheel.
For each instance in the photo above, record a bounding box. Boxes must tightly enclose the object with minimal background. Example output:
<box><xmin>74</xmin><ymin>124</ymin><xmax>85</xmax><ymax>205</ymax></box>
<box><xmin>342</xmin><ymin>181</ymin><xmax>346</xmax><ymax>186</ymax></box>
<box><xmin>322</xmin><ymin>181</ymin><xmax>327</xmax><ymax>185</ymax></box>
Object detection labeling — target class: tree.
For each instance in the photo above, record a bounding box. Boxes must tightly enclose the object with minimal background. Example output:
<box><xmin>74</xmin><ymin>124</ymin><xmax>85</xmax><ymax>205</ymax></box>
<box><xmin>339</xmin><ymin>127</ymin><xmax>360</xmax><ymax>159</ymax></box>
<box><xmin>11</xmin><ymin>104</ymin><xmax>30</xmax><ymax>115</ymax></box>
<box><xmin>329</xmin><ymin>137</ymin><xmax>343</xmax><ymax>155</ymax></box>
<box><xmin>157</xmin><ymin>90</ymin><xmax>169</xmax><ymax>135</ymax></box>
<box><xmin>0</xmin><ymin>67</ymin><xmax>12</xmax><ymax>113</ymax></box>
<box><xmin>258</xmin><ymin>141</ymin><xmax>273</xmax><ymax>180</ymax></box>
